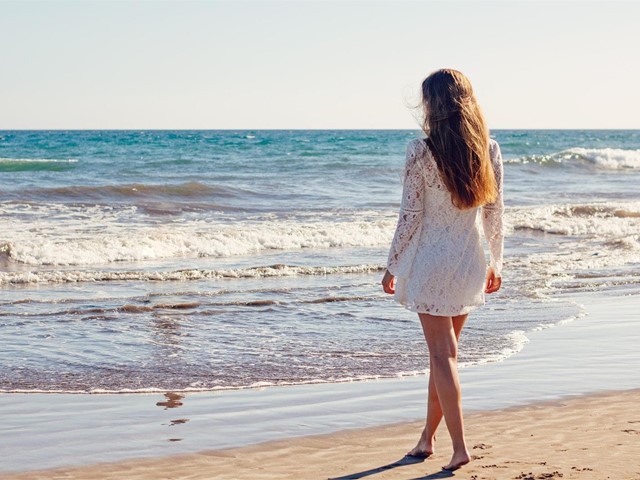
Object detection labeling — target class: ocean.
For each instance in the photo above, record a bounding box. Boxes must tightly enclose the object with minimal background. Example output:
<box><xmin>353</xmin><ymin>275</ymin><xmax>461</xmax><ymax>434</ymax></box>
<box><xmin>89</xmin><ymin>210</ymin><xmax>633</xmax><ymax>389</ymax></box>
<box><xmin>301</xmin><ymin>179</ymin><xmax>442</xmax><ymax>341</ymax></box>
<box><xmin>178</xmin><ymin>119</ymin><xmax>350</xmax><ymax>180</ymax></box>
<box><xmin>1</xmin><ymin>129</ymin><xmax>639</xmax><ymax>394</ymax></box>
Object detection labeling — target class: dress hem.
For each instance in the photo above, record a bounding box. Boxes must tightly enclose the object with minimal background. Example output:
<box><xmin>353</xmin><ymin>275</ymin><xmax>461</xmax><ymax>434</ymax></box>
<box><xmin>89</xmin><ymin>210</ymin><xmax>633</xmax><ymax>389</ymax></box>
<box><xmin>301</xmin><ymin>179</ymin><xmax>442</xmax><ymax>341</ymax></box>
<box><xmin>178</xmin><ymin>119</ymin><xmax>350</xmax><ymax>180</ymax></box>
<box><xmin>397</xmin><ymin>300</ymin><xmax>484</xmax><ymax>317</ymax></box>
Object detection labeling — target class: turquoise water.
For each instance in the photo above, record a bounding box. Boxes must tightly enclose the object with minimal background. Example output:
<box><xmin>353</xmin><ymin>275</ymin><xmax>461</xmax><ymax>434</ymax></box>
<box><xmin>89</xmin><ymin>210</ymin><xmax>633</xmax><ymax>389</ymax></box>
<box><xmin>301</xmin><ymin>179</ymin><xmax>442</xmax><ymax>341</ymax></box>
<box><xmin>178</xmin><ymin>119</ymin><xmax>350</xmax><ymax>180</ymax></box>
<box><xmin>1</xmin><ymin>130</ymin><xmax>639</xmax><ymax>392</ymax></box>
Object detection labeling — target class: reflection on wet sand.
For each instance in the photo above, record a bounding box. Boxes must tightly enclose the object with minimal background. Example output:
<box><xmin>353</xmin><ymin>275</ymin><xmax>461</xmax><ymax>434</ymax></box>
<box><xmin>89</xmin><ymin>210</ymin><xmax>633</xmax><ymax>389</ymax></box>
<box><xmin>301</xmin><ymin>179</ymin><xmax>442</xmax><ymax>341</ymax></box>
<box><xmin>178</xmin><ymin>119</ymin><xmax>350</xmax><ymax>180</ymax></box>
<box><xmin>156</xmin><ymin>392</ymin><xmax>184</xmax><ymax>409</ymax></box>
<box><xmin>169</xmin><ymin>418</ymin><xmax>189</xmax><ymax>426</ymax></box>
<box><xmin>156</xmin><ymin>392</ymin><xmax>189</xmax><ymax>443</ymax></box>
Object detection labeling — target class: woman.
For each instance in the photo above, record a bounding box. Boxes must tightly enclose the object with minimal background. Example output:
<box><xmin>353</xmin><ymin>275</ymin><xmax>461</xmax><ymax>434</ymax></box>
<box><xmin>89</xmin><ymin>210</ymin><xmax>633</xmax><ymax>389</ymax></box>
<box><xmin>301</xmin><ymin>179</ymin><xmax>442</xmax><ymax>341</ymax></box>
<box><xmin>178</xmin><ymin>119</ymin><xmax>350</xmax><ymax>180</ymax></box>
<box><xmin>381</xmin><ymin>68</ymin><xmax>504</xmax><ymax>472</ymax></box>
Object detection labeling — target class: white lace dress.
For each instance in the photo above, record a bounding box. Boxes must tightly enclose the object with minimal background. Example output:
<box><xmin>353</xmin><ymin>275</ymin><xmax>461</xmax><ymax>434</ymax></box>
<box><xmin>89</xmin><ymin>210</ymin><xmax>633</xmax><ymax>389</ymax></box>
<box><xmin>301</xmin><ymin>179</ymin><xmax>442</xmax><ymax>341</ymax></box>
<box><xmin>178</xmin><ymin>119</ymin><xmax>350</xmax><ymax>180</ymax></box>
<box><xmin>386</xmin><ymin>138</ymin><xmax>504</xmax><ymax>316</ymax></box>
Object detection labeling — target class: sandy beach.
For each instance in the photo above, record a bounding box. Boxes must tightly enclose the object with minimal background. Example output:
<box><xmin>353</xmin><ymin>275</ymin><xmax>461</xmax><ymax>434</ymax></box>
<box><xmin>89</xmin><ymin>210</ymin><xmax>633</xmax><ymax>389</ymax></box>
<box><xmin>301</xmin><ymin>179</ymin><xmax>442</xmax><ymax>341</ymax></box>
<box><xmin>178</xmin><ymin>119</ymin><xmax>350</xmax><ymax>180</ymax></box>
<box><xmin>1</xmin><ymin>291</ymin><xmax>639</xmax><ymax>479</ymax></box>
<box><xmin>4</xmin><ymin>389</ymin><xmax>638</xmax><ymax>480</ymax></box>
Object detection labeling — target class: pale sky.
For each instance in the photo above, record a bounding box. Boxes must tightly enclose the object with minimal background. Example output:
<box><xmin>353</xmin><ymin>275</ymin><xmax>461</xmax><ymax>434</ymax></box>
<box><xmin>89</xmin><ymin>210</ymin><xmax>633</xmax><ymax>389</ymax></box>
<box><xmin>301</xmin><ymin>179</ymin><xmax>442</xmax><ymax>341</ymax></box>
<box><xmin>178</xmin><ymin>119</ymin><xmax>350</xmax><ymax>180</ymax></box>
<box><xmin>1</xmin><ymin>0</ymin><xmax>638</xmax><ymax>129</ymax></box>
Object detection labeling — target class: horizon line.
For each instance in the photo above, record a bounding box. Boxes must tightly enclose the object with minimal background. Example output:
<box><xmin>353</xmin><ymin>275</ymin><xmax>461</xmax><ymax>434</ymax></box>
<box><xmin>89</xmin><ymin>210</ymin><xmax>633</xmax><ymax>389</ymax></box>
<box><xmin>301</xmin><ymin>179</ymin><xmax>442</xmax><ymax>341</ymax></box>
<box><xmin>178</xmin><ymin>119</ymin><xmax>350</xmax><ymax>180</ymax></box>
<box><xmin>1</xmin><ymin>127</ymin><xmax>639</xmax><ymax>132</ymax></box>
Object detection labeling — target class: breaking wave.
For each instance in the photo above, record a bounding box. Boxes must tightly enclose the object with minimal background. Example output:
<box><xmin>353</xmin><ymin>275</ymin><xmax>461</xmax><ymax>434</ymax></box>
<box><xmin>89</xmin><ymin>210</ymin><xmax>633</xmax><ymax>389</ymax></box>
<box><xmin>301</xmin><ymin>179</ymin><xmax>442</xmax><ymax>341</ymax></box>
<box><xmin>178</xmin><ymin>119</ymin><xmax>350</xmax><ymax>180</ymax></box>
<box><xmin>0</xmin><ymin>215</ymin><xmax>394</xmax><ymax>266</ymax></box>
<box><xmin>509</xmin><ymin>201</ymin><xmax>640</xmax><ymax>237</ymax></box>
<box><xmin>507</xmin><ymin>147</ymin><xmax>640</xmax><ymax>170</ymax></box>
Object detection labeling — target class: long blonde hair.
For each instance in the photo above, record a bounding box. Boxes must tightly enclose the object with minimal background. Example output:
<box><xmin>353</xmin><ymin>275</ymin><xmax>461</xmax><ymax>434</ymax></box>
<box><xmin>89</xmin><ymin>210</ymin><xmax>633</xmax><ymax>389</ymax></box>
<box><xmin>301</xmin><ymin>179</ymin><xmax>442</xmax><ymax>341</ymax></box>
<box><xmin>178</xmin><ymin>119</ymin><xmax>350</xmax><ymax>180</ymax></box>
<box><xmin>421</xmin><ymin>69</ymin><xmax>497</xmax><ymax>209</ymax></box>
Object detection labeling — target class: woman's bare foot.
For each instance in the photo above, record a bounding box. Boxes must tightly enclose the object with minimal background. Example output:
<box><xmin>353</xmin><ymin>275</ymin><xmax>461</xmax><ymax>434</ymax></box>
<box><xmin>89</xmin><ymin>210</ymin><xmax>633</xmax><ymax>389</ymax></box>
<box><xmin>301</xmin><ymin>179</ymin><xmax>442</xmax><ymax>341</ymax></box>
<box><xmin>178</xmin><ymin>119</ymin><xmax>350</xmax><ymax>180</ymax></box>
<box><xmin>406</xmin><ymin>429</ymin><xmax>434</xmax><ymax>458</ymax></box>
<box><xmin>442</xmin><ymin>450</ymin><xmax>470</xmax><ymax>471</ymax></box>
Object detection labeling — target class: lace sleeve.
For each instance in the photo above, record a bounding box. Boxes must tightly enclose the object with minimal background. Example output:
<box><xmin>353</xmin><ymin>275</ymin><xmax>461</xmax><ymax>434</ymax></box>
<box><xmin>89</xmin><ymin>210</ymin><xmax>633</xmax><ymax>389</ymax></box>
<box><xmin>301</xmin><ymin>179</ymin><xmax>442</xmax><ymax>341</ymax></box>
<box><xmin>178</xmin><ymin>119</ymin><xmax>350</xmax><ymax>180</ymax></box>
<box><xmin>482</xmin><ymin>140</ymin><xmax>505</xmax><ymax>276</ymax></box>
<box><xmin>386</xmin><ymin>140</ymin><xmax>425</xmax><ymax>276</ymax></box>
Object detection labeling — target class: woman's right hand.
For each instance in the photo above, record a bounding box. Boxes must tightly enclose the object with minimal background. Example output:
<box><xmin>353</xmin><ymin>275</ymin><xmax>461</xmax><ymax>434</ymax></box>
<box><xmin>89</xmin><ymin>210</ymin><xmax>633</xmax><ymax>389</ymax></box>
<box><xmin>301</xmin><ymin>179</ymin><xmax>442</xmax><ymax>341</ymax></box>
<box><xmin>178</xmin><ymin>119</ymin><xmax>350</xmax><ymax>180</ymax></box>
<box><xmin>484</xmin><ymin>267</ymin><xmax>502</xmax><ymax>294</ymax></box>
<box><xmin>381</xmin><ymin>270</ymin><xmax>395</xmax><ymax>294</ymax></box>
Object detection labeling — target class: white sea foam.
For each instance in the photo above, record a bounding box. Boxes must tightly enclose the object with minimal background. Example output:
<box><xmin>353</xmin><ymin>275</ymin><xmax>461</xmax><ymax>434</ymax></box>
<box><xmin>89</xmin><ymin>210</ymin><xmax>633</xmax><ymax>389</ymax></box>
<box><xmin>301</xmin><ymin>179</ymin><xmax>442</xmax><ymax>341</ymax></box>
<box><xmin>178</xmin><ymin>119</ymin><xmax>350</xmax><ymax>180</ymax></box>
<box><xmin>530</xmin><ymin>309</ymin><xmax>585</xmax><ymax>331</ymax></box>
<box><xmin>3</xmin><ymin>199</ymin><xmax>640</xmax><ymax>274</ymax></box>
<box><xmin>0</xmin><ymin>263</ymin><xmax>385</xmax><ymax>285</ymax></box>
<box><xmin>0</xmin><ymin>375</ymin><xmax>402</xmax><ymax>394</ymax></box>
<box><xmin>566</xmin><ymin>147</ymin><xmax>640</xmax><ymax>170</ymax></box>
<box><xmin>459</xmin><ymin>331</ymin><xmax>530</xmax><ymax>368</ymax></box>
<box><xmin>0</xmin><ymin>205</ymin><xmax>395</xmax><ymax>265</ymax></box>
<box><xmin>512</xmin><ymin>248</ymin><xmax>640</xmax><ymax>288</ymax></box>
<box><xmin>507</xmin><ymin>147</ymin><xmax>640</xmax><ymax>170</ymax></box>
<box><xmin>508</xmin><ymin>201</ymin><xmax>640</xmax><ymax>237</ymax></box>
<box><xmin>500</xmin><ymin>202</ymin><xmax>640</xmax><ymax>297</ymax></box>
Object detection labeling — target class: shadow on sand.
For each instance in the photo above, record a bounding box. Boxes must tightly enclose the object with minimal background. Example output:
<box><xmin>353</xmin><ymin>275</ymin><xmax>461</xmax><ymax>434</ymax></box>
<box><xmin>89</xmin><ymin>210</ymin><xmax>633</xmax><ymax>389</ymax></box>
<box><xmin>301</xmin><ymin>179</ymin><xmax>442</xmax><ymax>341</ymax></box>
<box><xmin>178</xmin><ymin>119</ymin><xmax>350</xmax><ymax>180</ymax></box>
<box><xmin>328</xmin><ymin>455</ymin><xmax>455</xmax><ymax>480</ymax></box>
<box><xmin>407</xmin><ymin>471</ymin><xmax>455</xmax><ymax>480</ymax></box>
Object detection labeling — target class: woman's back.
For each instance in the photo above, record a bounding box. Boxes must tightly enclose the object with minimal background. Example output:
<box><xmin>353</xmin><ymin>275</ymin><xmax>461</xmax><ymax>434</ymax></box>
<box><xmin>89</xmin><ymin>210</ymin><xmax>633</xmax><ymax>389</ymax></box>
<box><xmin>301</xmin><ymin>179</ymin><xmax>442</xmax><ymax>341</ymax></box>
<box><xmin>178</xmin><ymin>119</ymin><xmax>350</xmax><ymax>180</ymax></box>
<box><xmin>387</xmin><ymin>137</ymin><xmax>504</xmax><ymax>316</ymax></box>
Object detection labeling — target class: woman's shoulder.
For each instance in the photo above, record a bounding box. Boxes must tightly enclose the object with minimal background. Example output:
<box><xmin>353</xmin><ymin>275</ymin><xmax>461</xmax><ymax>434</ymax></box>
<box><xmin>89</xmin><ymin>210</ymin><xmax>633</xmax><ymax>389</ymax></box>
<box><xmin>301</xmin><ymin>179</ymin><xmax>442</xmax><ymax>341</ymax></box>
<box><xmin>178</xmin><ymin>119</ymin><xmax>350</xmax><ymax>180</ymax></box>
<box><xmin>488</xmin><ymin>138</ymin><xmax>502</xmax><ymax>161</ymax></box>
<box><xmin>407</xmin><ymin>137</ymin><xmax>427</xmax><ymax>151</ymax></box>
<box><xmin>406</xmin><ymin>137</ymin><xmax>430</xmax><ymax>159</ymax></box>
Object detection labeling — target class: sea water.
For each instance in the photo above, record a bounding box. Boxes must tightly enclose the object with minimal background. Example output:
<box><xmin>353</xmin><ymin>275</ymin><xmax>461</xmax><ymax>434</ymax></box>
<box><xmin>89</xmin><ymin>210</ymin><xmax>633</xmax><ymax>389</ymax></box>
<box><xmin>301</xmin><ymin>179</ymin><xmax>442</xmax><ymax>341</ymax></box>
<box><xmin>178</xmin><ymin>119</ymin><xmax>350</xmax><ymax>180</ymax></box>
<box><xmin>1</xmin><ymin>130</ymin><xmax>639</xmax><ymax>393</ymax></box>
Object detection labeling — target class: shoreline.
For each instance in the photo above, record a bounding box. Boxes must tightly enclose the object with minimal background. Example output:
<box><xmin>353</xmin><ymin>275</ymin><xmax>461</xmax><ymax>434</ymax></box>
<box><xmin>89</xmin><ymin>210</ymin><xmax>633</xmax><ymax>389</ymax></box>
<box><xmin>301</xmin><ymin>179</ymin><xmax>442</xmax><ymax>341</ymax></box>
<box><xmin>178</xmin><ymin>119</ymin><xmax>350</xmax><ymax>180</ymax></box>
<box><xmin>1</xmin><ymin>290</ymin><xmax>639</xmax><ymax>478</ymax></box>
<box><xmin>2</xmin><ymin>389</ymin><xmax>639</xmax><ymax>480</ymax></box>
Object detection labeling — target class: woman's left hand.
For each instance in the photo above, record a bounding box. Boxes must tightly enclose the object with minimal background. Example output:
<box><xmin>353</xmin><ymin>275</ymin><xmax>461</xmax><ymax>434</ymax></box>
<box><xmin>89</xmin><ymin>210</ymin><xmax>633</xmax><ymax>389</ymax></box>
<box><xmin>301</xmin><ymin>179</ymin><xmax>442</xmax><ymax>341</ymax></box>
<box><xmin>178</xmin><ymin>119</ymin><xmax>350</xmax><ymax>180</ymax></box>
<box><xmin>484</xmin><ymin>267</ymin><xmax>502</xmax><ymax>294</ymax></box>
<box><xmin>381</xmin><ymin>270</ymin><xmax>395</xmax><ymax>294</ymax></box>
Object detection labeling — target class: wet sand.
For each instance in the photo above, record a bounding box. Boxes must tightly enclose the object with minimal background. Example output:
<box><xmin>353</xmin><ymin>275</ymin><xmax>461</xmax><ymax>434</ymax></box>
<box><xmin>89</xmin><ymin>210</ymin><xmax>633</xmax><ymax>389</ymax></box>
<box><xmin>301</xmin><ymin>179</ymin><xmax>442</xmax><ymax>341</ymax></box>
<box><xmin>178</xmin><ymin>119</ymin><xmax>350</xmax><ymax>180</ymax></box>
<box><xmin>1</xmin><ymin>291</ymin><xmax>639</xmax><ymax>479</ymax></box>
<box><xmin>4</xmin><ymin>389</ymin><xmax>638</xmax><ymax>480</ymax></box>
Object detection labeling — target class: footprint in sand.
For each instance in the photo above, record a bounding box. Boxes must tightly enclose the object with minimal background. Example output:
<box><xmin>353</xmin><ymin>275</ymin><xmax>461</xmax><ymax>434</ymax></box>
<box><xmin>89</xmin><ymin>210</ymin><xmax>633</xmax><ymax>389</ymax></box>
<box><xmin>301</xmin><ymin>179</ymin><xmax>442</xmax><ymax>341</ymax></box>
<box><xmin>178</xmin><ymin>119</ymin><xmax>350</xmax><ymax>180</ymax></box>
<box><xmin>515</xmin><ymin>472</ymin><xmax>564</xmax><ymax>479</ymax></box>
<box><xmin>515</xmin><ymin>473</ymin><xmax>535</xmax><ymax>480</ymax></box>
<box><xmin>473</xmin><ymin>443</ymin><xmax>492</xmax><ymax>450</ymax></box>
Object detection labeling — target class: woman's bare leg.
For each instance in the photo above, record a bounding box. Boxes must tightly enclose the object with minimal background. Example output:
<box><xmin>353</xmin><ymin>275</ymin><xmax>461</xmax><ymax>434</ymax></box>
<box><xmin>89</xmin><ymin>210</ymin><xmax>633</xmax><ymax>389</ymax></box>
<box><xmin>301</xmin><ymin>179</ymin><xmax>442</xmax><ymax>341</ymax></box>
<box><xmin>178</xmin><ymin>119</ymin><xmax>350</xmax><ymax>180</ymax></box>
<box><xmin>407</xmin><ymin>370</ymin><xmax>440</xmax><ymax>457</ymax></box>
<box><xmin>407</xmin><ymin>314</ymin><xmax>467</xmax><ymax>458</ymax></box>
<box><xmin>417</xmin><ymin>313</ymin><xmax>470</xmax><ymax>470</ymax></box>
